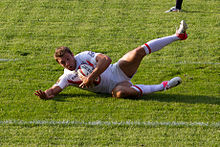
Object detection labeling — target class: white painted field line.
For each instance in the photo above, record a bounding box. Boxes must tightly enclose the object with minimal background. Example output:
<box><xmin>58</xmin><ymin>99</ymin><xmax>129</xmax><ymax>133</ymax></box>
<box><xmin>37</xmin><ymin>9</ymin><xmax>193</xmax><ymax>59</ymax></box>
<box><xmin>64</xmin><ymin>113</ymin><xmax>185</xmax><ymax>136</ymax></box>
<box><xmin>0</xmin><ymin>120</ymin><xmax>219</xmax><ymax>127</ymax></box>
<box><xmin>0</xmin><ymin>58</ymin><xmax>18</xmax><ymax>62</ymax></box>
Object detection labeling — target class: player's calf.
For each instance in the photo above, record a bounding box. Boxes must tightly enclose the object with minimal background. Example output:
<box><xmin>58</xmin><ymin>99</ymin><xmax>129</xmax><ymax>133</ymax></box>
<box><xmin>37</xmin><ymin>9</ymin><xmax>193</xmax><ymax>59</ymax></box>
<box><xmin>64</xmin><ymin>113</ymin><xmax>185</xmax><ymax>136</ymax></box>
<box><xmin>130</xmin><ymin>77</ymin><xmax>182</xmax><ymax>96</ymax></box>
<box><xmin>141</xmin><ymin>20</ymin><xmax>188</xmax><ymax>55</ymax></box>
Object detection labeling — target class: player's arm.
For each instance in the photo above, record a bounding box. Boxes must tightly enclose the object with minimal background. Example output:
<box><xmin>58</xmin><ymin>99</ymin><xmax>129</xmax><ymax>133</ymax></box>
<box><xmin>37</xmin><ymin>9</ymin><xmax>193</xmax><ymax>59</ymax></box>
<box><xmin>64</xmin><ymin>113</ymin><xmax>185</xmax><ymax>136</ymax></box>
<box><xmin>89</xmin><ymin>53</ymin><xmax>112</xmax><ymax>79</ymax></box>
<box><xmin>80</xmin><ymin>53</ymin><xmax>112</xmax><ymax>88</ymax></box>
<box><xmin>34</xmin><ymin>86</ymin><xmax>62</xmax><ymax>100</ymax></box>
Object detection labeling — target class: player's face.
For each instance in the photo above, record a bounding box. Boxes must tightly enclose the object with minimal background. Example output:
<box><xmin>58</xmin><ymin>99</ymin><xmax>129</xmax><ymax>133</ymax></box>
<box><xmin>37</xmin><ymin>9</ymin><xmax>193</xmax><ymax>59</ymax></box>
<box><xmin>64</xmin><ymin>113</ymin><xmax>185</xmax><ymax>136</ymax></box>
<box><xmin>56</xmin><ymin>52</ymin><xmax>76</xmax><ymax>71</ymax></box>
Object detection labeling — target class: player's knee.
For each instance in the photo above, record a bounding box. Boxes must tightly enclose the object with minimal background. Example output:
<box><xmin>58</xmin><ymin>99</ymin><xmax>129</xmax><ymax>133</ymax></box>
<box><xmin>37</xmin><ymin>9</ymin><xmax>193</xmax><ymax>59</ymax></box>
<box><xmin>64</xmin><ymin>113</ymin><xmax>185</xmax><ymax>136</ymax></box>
<box><xmin>134</xmin><ymin>47</ymin><xmax>146</xmax><ymax>57</ymax></box>
<box><xmin>112</xmin><ymin>87</ymin><xmax>128</xmax><ymax>98</ymax></box>
<box><xmin>114</xmin><ymin>90</ymin><xmax>127</xmax><ymax>98</ymax></box>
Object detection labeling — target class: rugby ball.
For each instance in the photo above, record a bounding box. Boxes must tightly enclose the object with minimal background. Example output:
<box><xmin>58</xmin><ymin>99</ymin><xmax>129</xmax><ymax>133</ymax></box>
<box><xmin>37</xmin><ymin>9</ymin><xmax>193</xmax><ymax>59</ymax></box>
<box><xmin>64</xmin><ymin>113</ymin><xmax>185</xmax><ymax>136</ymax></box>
<box><xmin>77</xmin><ymin>64</ymin><xmax>101</xmax><ymax>85</ymax></box>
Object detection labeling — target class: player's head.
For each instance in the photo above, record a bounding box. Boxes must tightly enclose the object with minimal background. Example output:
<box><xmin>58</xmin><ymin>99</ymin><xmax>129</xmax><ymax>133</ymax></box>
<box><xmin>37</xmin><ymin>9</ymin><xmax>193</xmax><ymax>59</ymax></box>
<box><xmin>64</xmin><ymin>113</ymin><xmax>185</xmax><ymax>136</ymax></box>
<box><xmin>54</xmin><ymin>46</ymin><xmax>76</xmax><ymax>71</ymax></box>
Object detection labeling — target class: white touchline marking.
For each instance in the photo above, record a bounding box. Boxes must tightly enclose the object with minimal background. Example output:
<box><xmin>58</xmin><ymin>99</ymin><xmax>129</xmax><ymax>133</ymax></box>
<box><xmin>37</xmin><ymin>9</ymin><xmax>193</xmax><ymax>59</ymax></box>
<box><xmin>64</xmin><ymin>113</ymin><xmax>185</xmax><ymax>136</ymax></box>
<box><xmin>0</xmin><ymin>120</ymin><xmax>219</xmax><ymax>127</ymax></box>
<box><xmin>0</xmin><ymin>58</ymin><xmax>18</xmax><ymax>62</ymax></box>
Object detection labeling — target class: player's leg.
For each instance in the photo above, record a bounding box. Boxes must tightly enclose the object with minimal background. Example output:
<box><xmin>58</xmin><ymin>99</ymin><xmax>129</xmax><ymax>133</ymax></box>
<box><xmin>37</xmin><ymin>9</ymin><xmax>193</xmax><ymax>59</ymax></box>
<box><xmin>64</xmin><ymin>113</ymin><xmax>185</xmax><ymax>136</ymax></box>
<box><xmin>131</xmin><ymin>77</ymin><xmax>182</xmax><ymax>97</ymax></box>
<box><xmin>165</xmin><ymin>0</ymin><xmax>183</xmax><ymax>13</ymax></box>
<box><xmin>119</xmin><ymin>20</ymin><xmax>188</xmax><ymax>78</ymax></box>
<box><xmin>112</xmin><ymin>77</ymin><xmax>182</xmax><ymax>98</ymax></box>
<box><xmin>176</xmin><ymin>0</ymin><xmax>183</xmax><ymax>10</ymax></box>
<box><xmin>112</xmin><ymin>81</ymin><xmax>140</xmax><ymax>98</ymax></box>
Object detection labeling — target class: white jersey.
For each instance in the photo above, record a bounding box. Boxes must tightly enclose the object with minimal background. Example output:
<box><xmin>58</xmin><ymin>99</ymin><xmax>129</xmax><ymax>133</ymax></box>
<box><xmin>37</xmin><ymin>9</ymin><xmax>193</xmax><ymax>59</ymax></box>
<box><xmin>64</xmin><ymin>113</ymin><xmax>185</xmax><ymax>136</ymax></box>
<box><xmin>53</xmin><ymin>51</ymin><xmax>131</xmax><ymax>94</ymax></box>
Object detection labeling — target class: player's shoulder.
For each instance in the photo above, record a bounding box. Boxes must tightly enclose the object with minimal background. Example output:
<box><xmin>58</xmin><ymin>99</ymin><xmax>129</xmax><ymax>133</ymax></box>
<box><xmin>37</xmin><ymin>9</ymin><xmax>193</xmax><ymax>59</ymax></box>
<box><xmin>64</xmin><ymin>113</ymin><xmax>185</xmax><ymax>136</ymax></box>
<box><xmin>64</xmin><ymin>68</ymin><xmax>78</xmax><ymax>75</ymax></box>
<box><xmin>75</xmin><ymin>51</ymin><xmax>99</xmax><ymax>58</ymax></box>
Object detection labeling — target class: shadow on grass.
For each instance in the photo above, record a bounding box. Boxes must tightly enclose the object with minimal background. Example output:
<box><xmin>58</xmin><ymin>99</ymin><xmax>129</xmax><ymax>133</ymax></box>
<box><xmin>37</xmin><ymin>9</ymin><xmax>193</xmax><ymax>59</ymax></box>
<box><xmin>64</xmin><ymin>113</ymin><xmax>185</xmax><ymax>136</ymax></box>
<box><xmin>183</xmin><ymin>10</ymin><xmax>220</xmax><ymax>14</ymax></box>
<box><xmin>53</xmin><ymin>93</ymin><xmax>110</xmax><ymax>102</ymax></box>
<box><xmin>140</xmin><ymin>93</ymin><xmax>220</xmax><ymax>105</ymax></box>
<box><xmin>53</xmin><ymin>93</ymin><xmax>219</xmax><ymax>105</ymax></box>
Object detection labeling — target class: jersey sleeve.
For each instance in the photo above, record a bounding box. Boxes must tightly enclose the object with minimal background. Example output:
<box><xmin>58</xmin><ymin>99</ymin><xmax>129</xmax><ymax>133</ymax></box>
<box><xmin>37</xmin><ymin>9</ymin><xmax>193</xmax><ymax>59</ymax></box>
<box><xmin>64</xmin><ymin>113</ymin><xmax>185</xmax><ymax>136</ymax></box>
<box><xmin>53</xmin><ymin>74</ymin><xmax>69</xmax><ymax>89</ymax></box>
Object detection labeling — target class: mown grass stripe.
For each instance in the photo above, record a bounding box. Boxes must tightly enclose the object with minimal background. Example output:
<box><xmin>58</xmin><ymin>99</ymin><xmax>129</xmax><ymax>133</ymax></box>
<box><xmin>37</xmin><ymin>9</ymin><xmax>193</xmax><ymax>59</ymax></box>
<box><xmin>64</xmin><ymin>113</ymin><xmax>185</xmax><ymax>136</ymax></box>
<box><xmin>1</xmin><ymin>120</ymin><xmax>219</xmax><ymax>127</ymax></box>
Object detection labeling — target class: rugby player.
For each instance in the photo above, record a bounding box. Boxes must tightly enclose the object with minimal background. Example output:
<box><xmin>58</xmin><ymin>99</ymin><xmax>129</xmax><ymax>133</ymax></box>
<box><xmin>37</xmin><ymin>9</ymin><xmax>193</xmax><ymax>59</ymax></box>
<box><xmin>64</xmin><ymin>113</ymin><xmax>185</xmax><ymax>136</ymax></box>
<box><xmin>35</xmin><ymin>20</ymin><xmax>188</xmax><ymax>99</ymax></box>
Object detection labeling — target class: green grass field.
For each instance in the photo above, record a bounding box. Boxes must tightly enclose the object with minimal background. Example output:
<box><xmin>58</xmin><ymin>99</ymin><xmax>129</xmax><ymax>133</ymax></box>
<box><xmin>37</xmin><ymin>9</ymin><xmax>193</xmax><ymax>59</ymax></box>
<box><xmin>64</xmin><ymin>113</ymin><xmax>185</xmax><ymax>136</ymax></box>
<box><xmin>0</xmin><ymin>0</ymin><xmax>219</xmax><ymax>146</ymax></box>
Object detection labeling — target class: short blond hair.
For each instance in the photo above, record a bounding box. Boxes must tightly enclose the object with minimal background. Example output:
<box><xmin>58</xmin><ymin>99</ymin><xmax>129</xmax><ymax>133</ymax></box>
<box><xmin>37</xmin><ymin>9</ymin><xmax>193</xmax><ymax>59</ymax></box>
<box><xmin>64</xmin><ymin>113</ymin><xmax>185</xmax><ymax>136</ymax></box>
<box><xmin>54</xmin><ymin>46</ymin><xmax>73</xmax><ymax>58</ymax></box>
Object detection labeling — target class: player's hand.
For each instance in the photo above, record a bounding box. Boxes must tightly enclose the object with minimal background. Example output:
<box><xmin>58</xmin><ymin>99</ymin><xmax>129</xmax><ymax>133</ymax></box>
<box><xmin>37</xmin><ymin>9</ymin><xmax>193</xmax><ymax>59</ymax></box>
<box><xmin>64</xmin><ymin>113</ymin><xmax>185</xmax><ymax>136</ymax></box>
<box><xmin>79</xmin><ymin>75</ymin><xmax>94</xmax><ymax>88</ymax></box>
<box><xmin>34</xmin><ymin>90</ymin><xmax>54</xmax><ymax>100</ymax></box>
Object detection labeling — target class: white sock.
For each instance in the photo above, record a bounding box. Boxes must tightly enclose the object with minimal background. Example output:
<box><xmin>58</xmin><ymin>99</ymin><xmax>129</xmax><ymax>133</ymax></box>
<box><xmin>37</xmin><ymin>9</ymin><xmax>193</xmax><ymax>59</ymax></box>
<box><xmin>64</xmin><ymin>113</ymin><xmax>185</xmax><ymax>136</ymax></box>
<box><xmin>131</xmin><ymin>84</ymin><xmax>164</xmax><ymax>96</ymax></box>
<box><xmin>142</xmin><ymin>35</ymin><xmax>179</xmax><ymax>54</ymax></box>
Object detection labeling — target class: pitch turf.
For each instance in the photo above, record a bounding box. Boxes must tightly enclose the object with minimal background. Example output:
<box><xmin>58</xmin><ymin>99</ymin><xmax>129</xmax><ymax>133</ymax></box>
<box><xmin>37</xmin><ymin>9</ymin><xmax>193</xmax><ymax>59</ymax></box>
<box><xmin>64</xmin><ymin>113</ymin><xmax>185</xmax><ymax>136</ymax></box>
<box><xmin>0</xmin><ymin>0</ymin><xmax>219</xmax><ymax>146</ymax></box>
